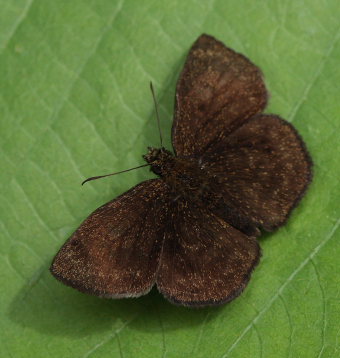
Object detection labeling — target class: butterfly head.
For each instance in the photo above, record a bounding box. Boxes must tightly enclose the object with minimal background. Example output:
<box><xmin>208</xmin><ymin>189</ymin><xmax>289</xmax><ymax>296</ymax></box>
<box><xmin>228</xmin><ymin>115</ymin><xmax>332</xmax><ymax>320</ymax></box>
<box><xmin>143</xmin><ymin>147</ymin><xmax>173</xmax><ymax>176</ymax></box>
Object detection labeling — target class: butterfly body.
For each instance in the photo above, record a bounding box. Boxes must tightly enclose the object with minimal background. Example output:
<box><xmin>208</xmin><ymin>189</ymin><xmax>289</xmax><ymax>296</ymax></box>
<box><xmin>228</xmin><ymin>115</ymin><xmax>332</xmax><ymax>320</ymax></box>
<box><xmin>144</xmin><ymin>147</ymin><xmax>209</xmax><ymax>199</ymax></box>
<box><xmin>50</xmin><ymin>34</ymin><xmax>312</xmax><ymax>307</ymax></box>
<box><xmin>145</xmin><ymin>145</ymin><xmax>261</xmax><ymax>238</ymax></box>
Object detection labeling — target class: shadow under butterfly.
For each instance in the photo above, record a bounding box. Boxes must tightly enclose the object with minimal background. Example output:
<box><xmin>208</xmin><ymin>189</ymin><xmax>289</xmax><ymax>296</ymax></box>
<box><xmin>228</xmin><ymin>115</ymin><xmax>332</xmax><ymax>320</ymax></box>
<box><xmin>50</xmin><ymin>34</ymin><xmax>312</xmax><ymax>307</ymax></box>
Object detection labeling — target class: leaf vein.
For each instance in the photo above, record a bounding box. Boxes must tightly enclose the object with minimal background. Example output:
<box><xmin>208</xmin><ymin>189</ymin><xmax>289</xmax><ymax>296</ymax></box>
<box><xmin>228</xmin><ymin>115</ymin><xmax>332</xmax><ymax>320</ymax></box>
<box><xmin>279</xmin><ymin>294</ymin><xmax>293</xmax><ymax>358</ymax></box>
<box><xmin>288</xmin><ymin>25</ymin><xmax>340</xmax><ymax>122</ymax></box>
<box><xmin>83</xmin><ymin>315</ymin><xmax>137</xmax><ymax>358</ymax></box>
<box><xmin>221</xmin><ymin>218</ymin><xmax>340</xmax><ymax>358</ymax></box>
<box><xmin>0</xmin><ymin>0</ymin><xmax>34</xmax><ymax>53</ymax></box>
<box><xmin>311</xmin><ymin>259</ymin><xmax>327</xmax><ymax>358</ymax></box>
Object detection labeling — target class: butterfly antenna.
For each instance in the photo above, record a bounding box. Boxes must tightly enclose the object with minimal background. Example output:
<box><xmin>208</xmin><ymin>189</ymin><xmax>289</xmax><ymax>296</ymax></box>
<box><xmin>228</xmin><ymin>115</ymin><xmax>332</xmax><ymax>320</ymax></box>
<box><xmin>150</xmin><ymin>82</ymin><xmax>163</xmax><ymax>147</ymax></box>
<box><xmin>82</xmin><ymin>163</ymin><xmax>150</xmax><ymax>185</ymax></box>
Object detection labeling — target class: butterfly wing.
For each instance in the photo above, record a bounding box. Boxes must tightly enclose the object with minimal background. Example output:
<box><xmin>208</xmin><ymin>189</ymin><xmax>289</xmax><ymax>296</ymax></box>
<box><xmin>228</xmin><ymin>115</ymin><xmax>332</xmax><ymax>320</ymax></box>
<box><xmin>50</xmin><ymin>179</ymin><xmax>169</xmax><ymax>298</ymax></box>
<box><xmin>201</xmin><ymin>114</ymin><xmax>312</xmax><ymax>232</ymax></box>
<box><xmin>156</xmin><ymin>199</ymin><xmax>260</xmax><ymax>307</ymax></box>
<box><xmin>172</xmin><ymin>34</ymin><xmax>267</xmax><ymax>156</ymax></box>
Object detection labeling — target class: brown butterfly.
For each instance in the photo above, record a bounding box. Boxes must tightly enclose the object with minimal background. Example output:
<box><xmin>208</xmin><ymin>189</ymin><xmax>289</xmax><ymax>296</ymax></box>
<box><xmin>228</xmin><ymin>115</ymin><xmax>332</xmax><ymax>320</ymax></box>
<box><xmin>50</xmin><ymin>34</ymin><xmax>312</xmax><ymax>307</ymax></box>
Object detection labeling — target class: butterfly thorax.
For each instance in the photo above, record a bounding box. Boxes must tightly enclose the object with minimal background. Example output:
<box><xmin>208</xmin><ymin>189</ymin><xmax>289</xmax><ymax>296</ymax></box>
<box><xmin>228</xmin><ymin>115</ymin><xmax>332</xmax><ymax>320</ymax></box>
<box><xmin>143</xmin><ymin>147</ymin><xmax>175</xmax><ymax>176</ymax></box>
<box><xmin>143</xmin><ymin>146</ymin><xmax>213</xmax><ymax>200</ymax></box>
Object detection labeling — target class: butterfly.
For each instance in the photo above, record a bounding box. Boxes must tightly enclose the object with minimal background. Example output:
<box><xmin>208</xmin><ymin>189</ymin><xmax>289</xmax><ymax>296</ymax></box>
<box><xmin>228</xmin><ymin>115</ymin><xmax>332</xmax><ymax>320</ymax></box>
<box><xmin>50</xmin><ymin>34</ymin><xmax>312</xmax><ymax>307</ymax></box>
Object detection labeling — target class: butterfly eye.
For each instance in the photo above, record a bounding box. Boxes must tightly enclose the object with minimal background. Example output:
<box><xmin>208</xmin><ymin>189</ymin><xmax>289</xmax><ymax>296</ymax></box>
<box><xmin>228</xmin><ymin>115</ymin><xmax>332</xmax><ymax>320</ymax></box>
<box><xmin>152</xmin><ymin>164</ymin><xmax>162</xmax><ymax>175</ymax></box>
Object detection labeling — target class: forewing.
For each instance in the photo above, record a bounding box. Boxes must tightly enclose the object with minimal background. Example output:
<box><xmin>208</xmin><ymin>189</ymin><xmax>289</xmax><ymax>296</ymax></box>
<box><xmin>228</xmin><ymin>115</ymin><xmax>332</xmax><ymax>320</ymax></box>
<box><xmin>172</xmin><ymin>34</ymin><xmax>267</xmax><ymax>156</ymax></box>
<box><xmin>202</xmin><ymin>114</ymin><xmax>312</xmax><ymax>232</ymax></box>
<box><xmin>50</xmin><ymin>179</ymin><xmax>169</xmax><ymax>298</ymax></box>
<box><xmin>156</xmin><ymin>200</ymin><xmax>260</xmax><ymax>306</ymax></box>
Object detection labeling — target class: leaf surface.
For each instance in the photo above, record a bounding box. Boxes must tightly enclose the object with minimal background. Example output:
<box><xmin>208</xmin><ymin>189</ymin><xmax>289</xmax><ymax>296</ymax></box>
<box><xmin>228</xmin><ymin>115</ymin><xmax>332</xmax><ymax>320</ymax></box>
<box><xmin>1</xmin><ymin>0</ymin><xmax>339</xmax><ymax>357</ymax></box>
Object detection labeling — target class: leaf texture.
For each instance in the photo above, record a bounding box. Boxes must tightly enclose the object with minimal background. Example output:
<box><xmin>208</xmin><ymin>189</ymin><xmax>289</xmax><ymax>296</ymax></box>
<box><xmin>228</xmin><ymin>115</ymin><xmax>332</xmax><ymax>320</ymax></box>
<box><xmin>1</xmin><ymin>0</ymin><xmax>339</xmax><ymax>357</ymax></box>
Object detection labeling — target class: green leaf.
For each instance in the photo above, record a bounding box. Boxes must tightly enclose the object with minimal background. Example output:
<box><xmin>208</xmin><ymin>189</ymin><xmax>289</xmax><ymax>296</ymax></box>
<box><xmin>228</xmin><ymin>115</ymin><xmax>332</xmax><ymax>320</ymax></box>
<box><xmin>1</xmin><ymin>0</ymin><xmax>339</xmax><ymax>357</ymax></box>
